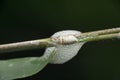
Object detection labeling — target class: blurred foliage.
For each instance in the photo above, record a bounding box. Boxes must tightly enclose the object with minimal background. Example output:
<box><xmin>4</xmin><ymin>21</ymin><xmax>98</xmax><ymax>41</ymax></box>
<box><xmin>0</xmin><ymin>0</ymin><xmax>120</xmax><ymax>80</ymax></box>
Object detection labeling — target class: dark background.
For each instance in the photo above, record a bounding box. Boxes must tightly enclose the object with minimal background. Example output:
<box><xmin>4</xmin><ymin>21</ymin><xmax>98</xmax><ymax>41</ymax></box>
<box><xmin>0</xmin><ymin>0</ymin><xmax>120</xmax><ymax>80</ymax></box>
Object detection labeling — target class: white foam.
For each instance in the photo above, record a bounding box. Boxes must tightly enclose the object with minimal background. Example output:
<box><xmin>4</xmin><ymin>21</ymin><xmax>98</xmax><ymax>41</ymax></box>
<box><xmin>44</xmin><ymin>30</ymin><xmax>85</xmax><ymax>64</ymax></box>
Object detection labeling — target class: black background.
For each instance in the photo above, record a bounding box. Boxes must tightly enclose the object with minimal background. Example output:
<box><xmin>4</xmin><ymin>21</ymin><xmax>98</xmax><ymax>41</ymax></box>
<box><xmin>0</xmin><ymin>0</ymin><xmax>120</xmax><ymax>80</ymax></box>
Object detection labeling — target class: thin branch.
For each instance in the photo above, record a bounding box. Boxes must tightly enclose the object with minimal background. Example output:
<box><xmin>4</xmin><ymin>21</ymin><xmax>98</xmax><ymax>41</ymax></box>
<box><xmin>78</xmin><ymin>33</ymin><xmax>119</xmax><ymax>42</ymax></box>
<box><xmin>76</xmin><ymin>27</ymin><xmax>120</xmax><ymax>37</ymax></box>
<box><xmin>0</xmin><ymin>27</ymin><xmax>119</xmax><ymax>53</ymax></box>
<box><xmin>0</xmin><ymin>38</ymin><xmax>53</xmax><ymax>53</ymax></box>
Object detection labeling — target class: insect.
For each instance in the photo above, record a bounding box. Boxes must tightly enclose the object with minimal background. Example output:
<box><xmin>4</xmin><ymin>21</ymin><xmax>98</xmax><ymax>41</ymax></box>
<box><xmin>44</xmin><ymin>30</ymin><xmax>85</xmax><ymax>64</ymax></box>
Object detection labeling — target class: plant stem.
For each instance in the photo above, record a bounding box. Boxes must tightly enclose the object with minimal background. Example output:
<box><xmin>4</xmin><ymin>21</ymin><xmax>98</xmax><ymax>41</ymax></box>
<box><xmin>0</xmin><ymin>38</ymin><xmax>53</xmax><ymax>53</ymax></box>
<box><xmin>76</xmin><ymin>27</ymin><xmax>120</xmax><ymax>37</ymax></box>
<box><xmin>0</xmin><ymin>27</ymin><xmax>119</xmax><ymax>53</ymax></box>
<box><xmin>78</xmin><ymin>33</ymin><xmax>119</xmax><ymax>42</ymax></box>
<box><xmin>77</xmin><ymin>27</ymin><xmax>120</xmax><ymax>42</ymax></box>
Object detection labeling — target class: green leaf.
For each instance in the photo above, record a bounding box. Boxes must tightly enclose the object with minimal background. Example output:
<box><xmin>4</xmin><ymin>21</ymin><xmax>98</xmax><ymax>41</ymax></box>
<box><xmin>0</xmin><ymin>49</ymin><xmax>56</xmax><ymax>80</ymax></box>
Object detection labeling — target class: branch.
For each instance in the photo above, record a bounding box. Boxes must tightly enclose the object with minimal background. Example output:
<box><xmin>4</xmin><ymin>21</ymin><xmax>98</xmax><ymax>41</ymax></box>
<box><xmin>0</xmin><ymin>27</ymin><xmax>120</xmax><ymax>53</ymax></box>
<box><xmin>0</xmin><ymin>38</ymin><xmax>53</xmax><ymax>53</ymax></box>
